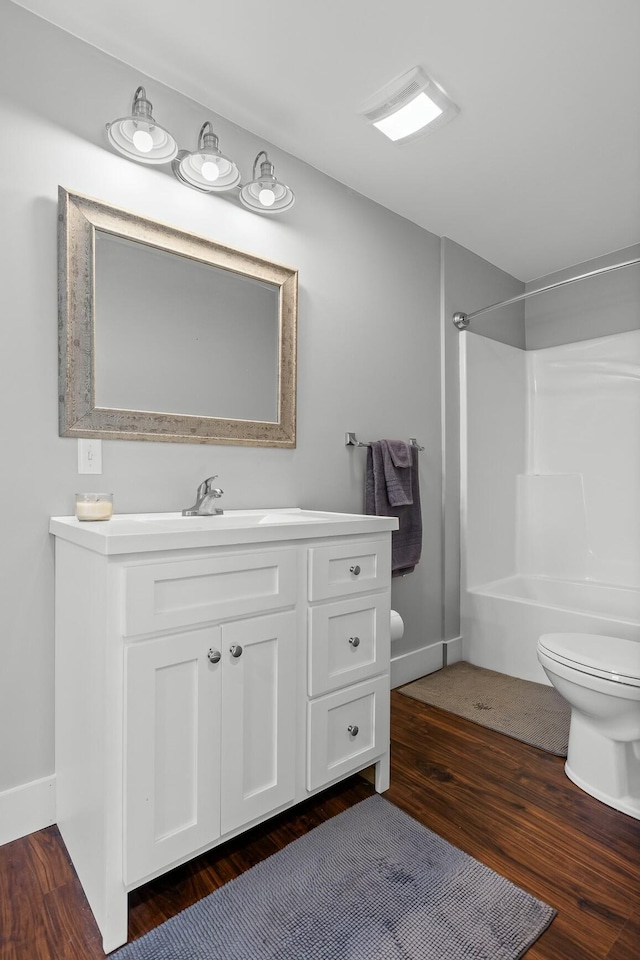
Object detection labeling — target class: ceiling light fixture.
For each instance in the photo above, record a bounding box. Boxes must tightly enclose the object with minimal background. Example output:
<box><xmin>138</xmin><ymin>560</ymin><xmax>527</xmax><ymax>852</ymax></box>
<box><xmin>360</xmin><ymin>66</ymin><xmax>459</xmax><ymax>143</ymax></box>
<box><xmin>239</xmin><ymin>151</ymin><xmax>295</xmax><ymax>213</ymax></box>
<box><xmin>106</xmin><ymin>86</ymin><xmax>178</xmax><ymax>164</ymax></box>
<box><xmin>174</xmin><ymin>122</ymin><xmax>241</xmax><ymax>192</ymax></box>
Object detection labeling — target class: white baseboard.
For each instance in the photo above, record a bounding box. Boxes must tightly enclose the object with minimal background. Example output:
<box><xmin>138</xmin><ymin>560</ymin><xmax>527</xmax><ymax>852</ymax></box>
<box><xmin>391</xmin><ymin>643</ymin><xmax>443</xmax><ymax>688</ymax></box>
<box><xmin>0</xmin><ymin>775</ymin><xmax>56</xmax><ymax>846</ymax></box>
<box><xmin>443</xmin><ymin>635</ymin><xmax>463</xmax><ymax>664</ymax></box>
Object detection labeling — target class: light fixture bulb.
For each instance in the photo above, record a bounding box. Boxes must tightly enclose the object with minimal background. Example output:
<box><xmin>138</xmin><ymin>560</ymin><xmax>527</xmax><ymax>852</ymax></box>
<box><xmin>258</xmin><ymin>187</ymin><xmax>276</xmax><ymax>207</ymax></box>
<box><xmin>200</xmin><ymin>160</ymin><xmax>220</xmax><ymax>182</ymax></box>
<box><xmin>132</xmin><ymin>127</ymin><xmax>154</xmax><ymax>153</ymax></box>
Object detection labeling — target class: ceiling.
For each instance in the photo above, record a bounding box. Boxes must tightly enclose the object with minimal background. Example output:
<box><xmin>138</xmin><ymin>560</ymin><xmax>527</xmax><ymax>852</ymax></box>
<box><xmin>11</xmin><ymin>0</ymin><xmax>640</xmax><ymax>281</ymax></box>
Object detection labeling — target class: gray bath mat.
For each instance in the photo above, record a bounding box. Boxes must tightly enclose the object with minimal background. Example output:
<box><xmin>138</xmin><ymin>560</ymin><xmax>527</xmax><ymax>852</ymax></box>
<box><xmin>399</xmin><ymin>661</ymin><xmax>570</xmax><ymax>756</ymax></box>
<box><xmin>113</xmin><ymin>795</ymin><xmax>555</xmax><ymax>960</ymax></box>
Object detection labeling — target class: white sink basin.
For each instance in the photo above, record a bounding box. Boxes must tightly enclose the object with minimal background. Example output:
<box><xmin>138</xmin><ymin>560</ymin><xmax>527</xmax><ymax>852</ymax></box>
<box><xmin>127</xmin><ymin>509</ymin><xmax>332</xmax><ymax>529</ymax></box>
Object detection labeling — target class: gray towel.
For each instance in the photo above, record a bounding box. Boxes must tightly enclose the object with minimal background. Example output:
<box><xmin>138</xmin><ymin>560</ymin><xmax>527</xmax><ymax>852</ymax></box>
<box><xmin>365</xmin><ymin>441</ymin><xmax>422</xmax><ymax>577</ymax></box>
<box><xmin>380</xmin><ymin>439</ymin><xmax>413</xmax><ymax>506</ymax></box>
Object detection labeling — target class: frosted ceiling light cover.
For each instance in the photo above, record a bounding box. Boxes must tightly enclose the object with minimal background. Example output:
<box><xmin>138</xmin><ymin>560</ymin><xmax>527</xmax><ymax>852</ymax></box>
<box><xmin>106</xmin><ymin>86</ymin><xmax>178</xmax><ymax>164</ymax></box>
<box><xmin>360</xmin><ymin>66</ymin><xmax>459</xmax><ymax>143</ymax></box>
<box><xmin>176</xmin><ymin>122</ymin><xmax>241</xmax><ymax>192</ymax></box>
<box><xmin>373</xmin><ymin>93</ymin><xmax>443</xmax><ymax>141</ymax></box>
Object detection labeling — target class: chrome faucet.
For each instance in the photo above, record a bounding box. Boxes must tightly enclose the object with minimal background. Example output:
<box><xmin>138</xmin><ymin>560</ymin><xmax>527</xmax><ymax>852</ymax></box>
<box><xmin>182</xmin><ymin>476</ymin><xmax>224</xmax><ymax>516</ymax></box>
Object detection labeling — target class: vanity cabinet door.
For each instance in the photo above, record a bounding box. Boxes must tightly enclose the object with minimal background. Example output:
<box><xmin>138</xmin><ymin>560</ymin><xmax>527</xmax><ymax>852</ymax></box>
<box><xmin>124</xmin><ymin>628</ymin><xmax>222</xmax><ymax>885</ymax></box>
<box><xmin>221</xmin><ymin>611</ymin><xmax>297</xmax><ymax>835</ymax></box>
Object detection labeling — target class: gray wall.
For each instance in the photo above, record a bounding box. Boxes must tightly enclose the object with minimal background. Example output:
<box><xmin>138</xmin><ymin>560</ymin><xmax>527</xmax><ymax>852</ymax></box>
<box><xmin>0</xmin><ymin>3</ymin><xmax>444</xmax><ymax>795</ymax></box>
<box><xmin>440</xmin><ymin>238</ymin><xmax>524</xmax><ymax>640</ymax></box>
<box><xmin>525</xmin><ymin>244</ymin><xmax>640</xmax><ymax>349</ymax></box>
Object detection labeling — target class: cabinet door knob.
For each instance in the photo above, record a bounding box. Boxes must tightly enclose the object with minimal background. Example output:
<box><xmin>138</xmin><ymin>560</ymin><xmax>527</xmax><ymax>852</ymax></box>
<box><xmin>207</xmin><ymin>649</ymin><xmax>221</xmax><ymax>663</ymax></box>
<box><xmin>229</xmin><ymin>644</ymin><xmax>243</xmax><ymax>658</ymax></box>
<box><xmin>349</xmin><ymin>564</ymin><xmax>361</xmax><ymax>576</ymax></box>
<box><xmin>348</xmin><ymin>724</ymin><xmax>359</xmax><ymax>737</ymax></box>
<box><xmin>349</xmin><ymin>636</ymin><xmax>360</xmax><ymax>647</ymax></box>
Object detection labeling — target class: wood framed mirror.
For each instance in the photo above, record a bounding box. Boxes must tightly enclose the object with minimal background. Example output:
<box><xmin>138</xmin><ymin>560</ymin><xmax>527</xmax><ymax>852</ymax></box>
<box><xmin>58</xmin><ymin>188</ymin><xmax>297</xmax><ymax>446</ymax></box>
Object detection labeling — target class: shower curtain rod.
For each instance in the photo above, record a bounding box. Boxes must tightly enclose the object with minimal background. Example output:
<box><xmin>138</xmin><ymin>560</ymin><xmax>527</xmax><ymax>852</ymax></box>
<box><xmin>452</xmin><ymin>256</ymin><xmax>640</xmax><ymax>330</ymax></box>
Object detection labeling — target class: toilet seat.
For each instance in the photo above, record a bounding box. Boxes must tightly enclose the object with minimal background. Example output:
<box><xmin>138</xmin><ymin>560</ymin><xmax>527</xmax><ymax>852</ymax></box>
<box><xmin>538</xmin><ymin>633</ymin><xmax>640</xmax><ymax>688</ymax></box>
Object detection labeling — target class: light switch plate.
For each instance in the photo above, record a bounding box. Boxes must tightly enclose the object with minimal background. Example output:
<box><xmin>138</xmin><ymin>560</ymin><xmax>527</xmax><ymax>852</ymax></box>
<box><xmin>78</xmin><ymin>438</ymin><xmax>102</xmax><ymax>474</ymax></box>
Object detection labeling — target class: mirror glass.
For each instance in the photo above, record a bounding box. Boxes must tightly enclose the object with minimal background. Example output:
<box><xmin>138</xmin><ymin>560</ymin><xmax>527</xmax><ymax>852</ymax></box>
<box><xmin>94</xmin><ymin>232</ymin><xmax>280</xmax><ymax>422</ymax></box>
<box><xmin>58</xmin><ymin>188</ymin><xmax>297</xmax><ymax>447</ymax></box>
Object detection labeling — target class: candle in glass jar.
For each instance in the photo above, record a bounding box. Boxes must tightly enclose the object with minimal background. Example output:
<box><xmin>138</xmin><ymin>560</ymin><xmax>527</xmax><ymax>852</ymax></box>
<box><xmin>75</xmin><ymin>493</ymin><xmax>113</xmax><ymax>521</ymax></box>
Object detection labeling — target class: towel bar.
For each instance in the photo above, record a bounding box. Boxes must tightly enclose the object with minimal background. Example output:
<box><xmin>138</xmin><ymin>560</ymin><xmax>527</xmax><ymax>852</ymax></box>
<box><xmin>345</xmin><ymin>432</ymin><xmax>424</xmax><ymax>451</ymax></box>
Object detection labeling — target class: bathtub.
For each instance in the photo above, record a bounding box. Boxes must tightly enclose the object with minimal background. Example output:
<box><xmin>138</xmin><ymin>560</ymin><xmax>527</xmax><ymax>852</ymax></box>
<box><xmin>461</xmin><ymin>575</ymin><xmax>640</xmax><ymax>684</ymax></box>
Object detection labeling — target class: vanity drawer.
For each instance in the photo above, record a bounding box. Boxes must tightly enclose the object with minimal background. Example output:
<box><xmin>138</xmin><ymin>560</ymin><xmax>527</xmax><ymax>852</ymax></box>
<box><xmin>123</xmin><ymin>550</ymin><xmax>297</xmax><ymax>636</ymax></box>
<box><xmin>308</xmin><ymin>538</ymin><xmax>390</xmax><ymax>601</ymax></box>
<box><xmin>307</xmin><ymin>675</ymin><xmax>390</xmax><ymax>791</ymax></box>
<box><xmin>308</xmin><ymin>594</ymin><xmax>390</xmax><ymax>696</ymax></box>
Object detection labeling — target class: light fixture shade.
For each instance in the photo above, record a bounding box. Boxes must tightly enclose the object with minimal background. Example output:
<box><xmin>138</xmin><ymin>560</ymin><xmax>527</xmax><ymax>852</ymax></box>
<box><xmin>239</xmin><ymin>152</ymin><xmax>295</xmax><ymax>213</ymax></box>
<box><xmin>106</xmin><ymin>86</ymin><xmax>178</xmax><ymax>164</ymax></box>
<box><xmin>175</xmin><ymin>122</ymin><xmax>241</xmax><ymax>192</ymax></box>
<box><xmin>359</xmin><ymin>66</ymin><xmax>459</xmax><ymax>143</ymax></box>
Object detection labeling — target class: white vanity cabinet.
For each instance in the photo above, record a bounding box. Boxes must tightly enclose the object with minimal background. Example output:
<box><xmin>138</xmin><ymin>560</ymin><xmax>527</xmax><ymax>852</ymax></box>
<box><xmin>50</xmin><ymin>509</ymin><xmax>397</xmax><ymax>953</ymax></box>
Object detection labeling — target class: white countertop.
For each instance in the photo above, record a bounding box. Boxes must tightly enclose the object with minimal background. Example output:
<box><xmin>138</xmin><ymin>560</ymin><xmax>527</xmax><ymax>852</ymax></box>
<box><xmin>49</xmin><ymin>508</ymin><xmax>398</xmax><ymax>555</ymax></box>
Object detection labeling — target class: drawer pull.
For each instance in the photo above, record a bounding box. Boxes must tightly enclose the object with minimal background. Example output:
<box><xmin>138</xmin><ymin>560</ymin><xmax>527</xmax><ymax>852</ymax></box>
<box><xmin>230</xmin><ymin>644</ymin><xmax>243</xmax><ymax>658</ymax></box>
<box><xmin>348</xmin><ymin>724</ymin><xmax>359</xmax><ymax>737</ymax></box>
<box><xmin>349</xmin><ymin>565</ymin><xmax>361</xmax><ymax>576</ymax></box>
<box><xmin>207</xmin><ymin>648</ymin><xmax>221</xmax><ymax>663</ymax></box>
<box><xmin>349</xmin><ymin>636</ymin><xmax>360</xmax><ymax>648</ymax></box>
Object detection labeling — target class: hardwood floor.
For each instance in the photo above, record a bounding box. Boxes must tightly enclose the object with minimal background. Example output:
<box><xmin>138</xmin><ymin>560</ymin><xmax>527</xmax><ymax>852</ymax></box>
<box><xmin>2</xmin><ymin>690</ymin><xmax>638</xmax><ymax>959</ymax></box>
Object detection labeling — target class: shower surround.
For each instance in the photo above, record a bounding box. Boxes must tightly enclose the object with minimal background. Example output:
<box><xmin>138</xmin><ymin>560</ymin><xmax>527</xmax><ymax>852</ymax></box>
<box><xmin>460</xmin><ymin>329</ymin><xmax>640</xmax><ymax>683</ymax></box>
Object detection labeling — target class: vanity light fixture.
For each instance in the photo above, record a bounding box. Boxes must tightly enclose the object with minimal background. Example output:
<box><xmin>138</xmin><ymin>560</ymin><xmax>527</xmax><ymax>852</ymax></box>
<box><xmin>106</xmin><ymin>86</ymin><xmax>178</xmax><ymax>164</ymax></box>
<box><xmin>173</xmin><ymin>121</ymin><xmax>241</xmax><ymax>192</ymax></box>
<box><xmin>239</xmin><ymin>151</ymin><xmax>295</xmax><ymax>213</ymax></box>
<box><xmin>105</xmin><ymin>88</ymin><xmax>295</xmax><ymax>213</ymax></box>
<box><xmin>360</xmin><ymin>66</ymin><xmax>459</xmax><ymax>143</ymax></box>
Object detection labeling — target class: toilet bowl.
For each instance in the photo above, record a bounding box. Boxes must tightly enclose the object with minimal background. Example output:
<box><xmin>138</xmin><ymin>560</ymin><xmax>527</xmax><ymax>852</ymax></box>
<box><xmin>537</xmin><ymin>633</ymin><xmax>640</xmax><ymax>820</ymax></box>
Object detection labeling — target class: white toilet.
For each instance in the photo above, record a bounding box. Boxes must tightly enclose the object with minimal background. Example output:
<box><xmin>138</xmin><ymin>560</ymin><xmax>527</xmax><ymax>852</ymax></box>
<box><xmin>537</xmin><ymin>633</ymin><xmax>640</xmax><ymax>820</ymax></box>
